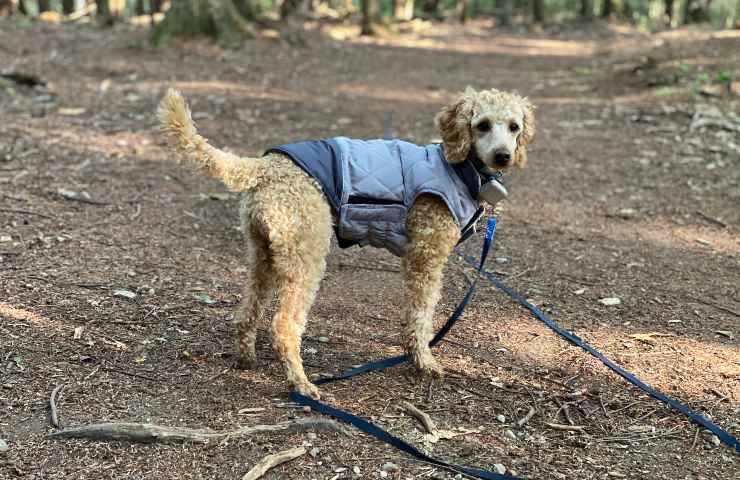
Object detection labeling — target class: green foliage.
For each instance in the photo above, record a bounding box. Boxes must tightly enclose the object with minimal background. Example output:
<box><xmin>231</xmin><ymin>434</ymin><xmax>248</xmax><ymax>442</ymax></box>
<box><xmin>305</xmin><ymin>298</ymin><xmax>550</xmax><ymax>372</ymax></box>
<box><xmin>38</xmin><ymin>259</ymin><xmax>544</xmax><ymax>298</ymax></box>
<box><xmin>715</xmin><ymin>70</ymin><xmax>732</xmax><ymax>86</ymax></box>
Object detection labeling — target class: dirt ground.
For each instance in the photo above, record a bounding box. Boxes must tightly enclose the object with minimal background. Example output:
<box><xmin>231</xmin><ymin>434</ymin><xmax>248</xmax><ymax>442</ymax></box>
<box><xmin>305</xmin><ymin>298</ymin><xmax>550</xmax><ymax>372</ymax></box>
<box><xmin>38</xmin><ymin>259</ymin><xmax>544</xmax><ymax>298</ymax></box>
<box><xmin>1</xmin><ymin>16</ymin><xmax>739</xmax><ymax>480</ymax></box>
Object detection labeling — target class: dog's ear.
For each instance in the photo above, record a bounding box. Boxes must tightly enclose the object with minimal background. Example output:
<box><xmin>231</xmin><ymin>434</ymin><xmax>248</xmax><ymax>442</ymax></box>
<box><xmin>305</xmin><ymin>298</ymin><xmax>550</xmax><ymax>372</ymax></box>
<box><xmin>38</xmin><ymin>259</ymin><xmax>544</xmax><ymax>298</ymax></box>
<box><xmin>435</xmin><ymin>89</ymin><xmax>476</xmax><ymax>164</ymax></box>
<box><xmin>512</xmin><ymin>98</ymin><xmax>536</xmax><ymax>169</ymax></box>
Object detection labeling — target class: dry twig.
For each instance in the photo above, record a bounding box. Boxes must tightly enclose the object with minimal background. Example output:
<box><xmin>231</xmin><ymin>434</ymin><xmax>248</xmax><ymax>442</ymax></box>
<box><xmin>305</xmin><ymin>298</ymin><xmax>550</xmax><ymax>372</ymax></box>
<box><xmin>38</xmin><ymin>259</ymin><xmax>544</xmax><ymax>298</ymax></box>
<box><xmin>516</xmin><ymin>406</ymin><xmax>536</xmax><ymax>427</ymax></box>
<box><xmin>49</xmin><ymin>418</ymin><xmax>350</xmax><ymax>444</ymax></box>
<box><xmin>544</xmin><ymin>422</ymin><xmax>585</xmax><ymax>432</ymax></box>
<box><xmin>241</xmin><ymin>447</ymin><xmax>307</xmax><ymax>480</ymax></box>
<box><xmin>49</xmin><ymin>384</ymin><xmax>65</xmax><ymax>428</ymax></box>
<box><xmin>401</xmin><ymin>401</ymin><xmax>437</xmax><ymax>434</ymax></box>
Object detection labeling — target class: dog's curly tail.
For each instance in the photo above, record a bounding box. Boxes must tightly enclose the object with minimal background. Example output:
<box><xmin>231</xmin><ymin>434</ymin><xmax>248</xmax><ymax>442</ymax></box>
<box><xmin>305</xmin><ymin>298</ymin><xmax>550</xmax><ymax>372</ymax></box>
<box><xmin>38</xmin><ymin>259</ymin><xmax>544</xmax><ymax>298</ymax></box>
<box><xmin>158</xmin><ymin>88</ymin><xmax>253</xmax><ymax>191</ymax></box>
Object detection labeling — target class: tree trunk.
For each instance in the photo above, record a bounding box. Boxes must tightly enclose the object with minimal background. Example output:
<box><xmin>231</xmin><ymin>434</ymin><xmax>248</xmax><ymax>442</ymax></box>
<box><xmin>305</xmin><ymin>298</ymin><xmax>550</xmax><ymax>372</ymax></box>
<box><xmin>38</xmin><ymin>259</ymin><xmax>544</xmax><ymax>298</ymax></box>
<box><xmin>95</xmin><ymin>0</ymin><xmax>109</xmax><ymax>17</ymax></box>
<box><xmin>664</xmin><ymin>0</ymin><xmax>674</xmax><ymax>25</ymax></box>
<box><xmin>279</xmin><ymin>0</ymin><xmax>302</xmax><ymax>18</ymax></box>
<box><xmin>498</xmin><ymin>0</ymin><xmax>512</xmax><ymax>25</ymax></box>
<box><xmin>421</xmin><ymin>0</ymin><xmax>440</xmax><ymax>19</ymax></box>
<box><xmin>0</xmin><ymin>0</ymin><xmax>17</xmax><ymax>16</ymax></box>
<box><xmin>360</xmin><ymin>0</ymin><xmax>376</xmax><ymax>35</ymax></box>
<box><xmin>458</xmin><ymin>0</ymin><xmax>469</xmax><ymax>23</ymax></box>
<box><xmin>62</xmin><ymin>0</ymin><xmax>77</xmax><ymax>14</ymax></box>
<box><xmin>580</xmin><ymin>0</ymin><xmax>593</xmax><ymax>19</ymax></box>
<box><xmin>393</xmin><ymin>0</ymin><xmax>413</xmax><ymax>20</ymax></box>
<box><xmin>601</xmin><ymin>0</ymin><xmax>612</xmax><ymax>18</ymax></box>
<box><xmin>152</xmin><ymin>0</ymin><xmax>256</xmax><ymax>46</ymax></box>
<box><xmin>532</xmin><ymin>0</ymin><xmax>544</xmax><ymax>24</ymax></box>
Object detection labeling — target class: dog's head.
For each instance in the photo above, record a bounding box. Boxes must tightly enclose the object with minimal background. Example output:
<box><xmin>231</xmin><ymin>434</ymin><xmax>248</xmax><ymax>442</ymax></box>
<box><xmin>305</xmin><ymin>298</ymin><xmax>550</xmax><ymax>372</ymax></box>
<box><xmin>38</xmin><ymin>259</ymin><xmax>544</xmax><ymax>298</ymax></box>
<box><xmin>435</xmin><ymin>87</ymin><xmax>536</xmax><ymax>170</ymax></box>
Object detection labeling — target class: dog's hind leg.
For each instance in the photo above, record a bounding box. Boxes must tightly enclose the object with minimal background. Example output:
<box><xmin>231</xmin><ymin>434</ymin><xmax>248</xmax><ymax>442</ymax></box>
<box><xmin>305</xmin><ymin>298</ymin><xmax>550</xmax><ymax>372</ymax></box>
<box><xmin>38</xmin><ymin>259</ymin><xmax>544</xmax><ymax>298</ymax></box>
<box><xmin>234</xmin><ymin>226</ymin><xmax>274</xmax><ymax>369</ymax></box>
<box><xmin>263</xmin><ymin>201</ymin><xmax>332</xmax><ymax>399</ymax></box>
<box><xmin>402</xmin><ymin>195</ymin><xmax>460</xmax><ymax>378</ymax></box>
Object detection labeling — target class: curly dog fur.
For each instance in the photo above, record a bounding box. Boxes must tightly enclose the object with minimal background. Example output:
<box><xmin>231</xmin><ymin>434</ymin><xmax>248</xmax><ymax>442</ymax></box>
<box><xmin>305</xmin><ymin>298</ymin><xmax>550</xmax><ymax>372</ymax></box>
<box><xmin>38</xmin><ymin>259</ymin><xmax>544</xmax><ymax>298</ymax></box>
<box><xmin>158</xmin><ymin>86</ymin><xmax>535</xmax><ymax>399</ymax></box>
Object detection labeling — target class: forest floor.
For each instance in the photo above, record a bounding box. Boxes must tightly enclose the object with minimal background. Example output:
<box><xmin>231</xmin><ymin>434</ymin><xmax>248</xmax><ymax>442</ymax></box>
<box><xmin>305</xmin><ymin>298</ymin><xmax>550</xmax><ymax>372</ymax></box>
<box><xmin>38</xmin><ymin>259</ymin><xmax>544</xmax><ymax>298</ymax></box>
<box><xmin>0</xmin><ymin>15</ymin><xmax>738</xmax><ymax>480</ymax></box>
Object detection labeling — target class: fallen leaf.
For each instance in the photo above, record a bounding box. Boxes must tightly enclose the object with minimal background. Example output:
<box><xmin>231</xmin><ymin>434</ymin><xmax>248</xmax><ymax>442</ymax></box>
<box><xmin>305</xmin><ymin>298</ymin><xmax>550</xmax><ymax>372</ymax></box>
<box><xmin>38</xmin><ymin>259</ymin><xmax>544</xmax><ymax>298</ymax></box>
<box><xmin>113</xmin><ymin>289</ymin><xmax>137</xmax><ymax>300</ymax></box>
<box><xmin>630</xmin><ymin>332</ymin><xmax>675</xmax><ymax>345</ymax></box>
<box><xmin>58</xmin><ymin>107</ymin><xmax>86</xmax><ymax>116</ymax></box>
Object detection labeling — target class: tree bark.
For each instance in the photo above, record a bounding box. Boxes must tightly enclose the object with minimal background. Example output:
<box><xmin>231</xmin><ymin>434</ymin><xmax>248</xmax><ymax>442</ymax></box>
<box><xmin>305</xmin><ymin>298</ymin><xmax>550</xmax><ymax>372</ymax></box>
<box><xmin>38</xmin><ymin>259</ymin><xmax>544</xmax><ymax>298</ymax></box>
<box><xmin>393</xmin><ymin>0</ymin><xmax>413</xmax><ymax>20</ymax></box>
<box><xmin>361</xmin><ymin>0</ymin><xmax>377</xmax><ymax>35</ymax></box>
<box><xmin>458</xmin><ymin>0</ymin><xmax>469</xmax><ymax>23</ymax></box>
<box><xmin>498</xmin><ymin>0</ymin><xmax>512</xmax><ymax>25</ymax></box>
<box><xmin>601</xmin><ymin>0</ymin><xmax>612</xmax><ymax>18</ymax></box>
<box><xmin>421</xmin><ymin>0</ymin><xmax>440</xmax><ymax>19</ymax></box>
<box><xmin>532</xmin><ymin>0</ymin><xmax>544</xmax><ymax>24</ymax></box>
<box><xmin>664</xmin><ymin>0</ymin><xmax>674</xmax><ymax>25</ymax></box>
<box><xmin>62</xmin><ymin>0</ymin><xmax>77</xmax><ymax>14</ymax></box>
<box><xmin>152</xmin><ymin>0</ymin><xmax>256</xmax><ymax>46</ymax></box>
<box><xmin>580</xmin><ymin>0</ymin><xmax>593</xmax><ymax>19</ymax></box>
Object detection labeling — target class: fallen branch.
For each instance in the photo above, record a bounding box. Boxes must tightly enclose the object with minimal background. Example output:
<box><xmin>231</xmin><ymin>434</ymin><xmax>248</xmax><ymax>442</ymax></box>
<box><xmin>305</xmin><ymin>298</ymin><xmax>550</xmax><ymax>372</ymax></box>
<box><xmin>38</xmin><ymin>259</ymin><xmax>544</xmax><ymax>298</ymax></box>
<box><xmin>48</xmin><ymin>418</ymin><xmax>351</xmax><ymax>444</ymax></box>
<box><xmin>241</xmin><ymin>447</ymin><xmax>306</xmax><ymax>480</ymax></box>
<box><xmin>545</xmin><ymin>422</ymin><xmax>585</xmax><ymax>432</ymax></box>
<box><xmin>695</xmin><ymin>211</ymin><xmax>727</xmax><ymax>228</ymax></box>
<box><xmin>401</xmin><ymin>401</ymin><xmax>436</xmax><ymax>434</ymax></box>
<box><xmin>49</xmin><ymin>384</ymin><xmax>65</xmax><ymax>428</ymax></box>
<box><xmin>690</xmin><ymin>296</ymin><xmax>740</xmax><ymax>318</ymax></box>
<box><xmin>0</xmin><ymin>208</ymin><xmax>53</xmax><ymax>219</ymax></box>
<box><xmin>516</xmin><ymin>406</ymin><xmax>536</xmax><ymax>427</ymax></box>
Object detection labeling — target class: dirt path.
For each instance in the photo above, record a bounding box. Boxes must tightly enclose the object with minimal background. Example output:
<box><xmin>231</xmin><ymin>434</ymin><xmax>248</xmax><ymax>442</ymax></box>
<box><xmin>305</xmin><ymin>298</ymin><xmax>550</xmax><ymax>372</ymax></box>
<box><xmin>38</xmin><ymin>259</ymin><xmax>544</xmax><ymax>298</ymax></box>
<box><xmin>1</xmin><ymin>18</ymin><xmax>738</xmax><ymax>480</ymax></box>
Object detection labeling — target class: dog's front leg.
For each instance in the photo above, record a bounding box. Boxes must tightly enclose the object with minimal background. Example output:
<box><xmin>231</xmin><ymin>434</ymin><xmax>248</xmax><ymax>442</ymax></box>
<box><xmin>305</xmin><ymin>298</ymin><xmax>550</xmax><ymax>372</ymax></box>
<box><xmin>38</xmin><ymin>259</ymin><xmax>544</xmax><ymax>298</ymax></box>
<box><xmin>402</xmin><ymin>196</ymin><xmax>461</xmax><ymax>377</ymax></box>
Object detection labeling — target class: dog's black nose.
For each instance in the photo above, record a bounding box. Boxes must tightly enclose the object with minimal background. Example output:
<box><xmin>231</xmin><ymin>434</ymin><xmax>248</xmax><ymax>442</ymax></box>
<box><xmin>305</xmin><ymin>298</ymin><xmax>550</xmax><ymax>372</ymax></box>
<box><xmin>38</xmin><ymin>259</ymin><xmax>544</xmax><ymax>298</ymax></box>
<box><xmin>493</xmin><ymin>150</ymin><xmax>511</xmax><ymax>166</ymax></box>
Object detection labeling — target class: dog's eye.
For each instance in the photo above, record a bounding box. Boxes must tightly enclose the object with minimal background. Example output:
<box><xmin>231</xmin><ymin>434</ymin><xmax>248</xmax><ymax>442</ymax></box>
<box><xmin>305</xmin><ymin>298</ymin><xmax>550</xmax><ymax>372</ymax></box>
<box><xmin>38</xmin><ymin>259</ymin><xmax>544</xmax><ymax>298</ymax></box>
<box><xmin>476</xmin><ymin>120</ymin><xmax>491</xmax><ymax>132</ymax></box>
<box><xmin>509</xmin><ymin>122</ymin><xmax>520</xmax><ymax>133</ymax></box>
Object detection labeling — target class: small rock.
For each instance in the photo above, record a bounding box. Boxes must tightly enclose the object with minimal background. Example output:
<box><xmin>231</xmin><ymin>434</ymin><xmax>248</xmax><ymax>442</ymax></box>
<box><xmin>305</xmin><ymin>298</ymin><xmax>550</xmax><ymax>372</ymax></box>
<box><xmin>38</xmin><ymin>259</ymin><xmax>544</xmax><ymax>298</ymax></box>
<box><xmin>380</xmin><ymin>472</ymin><xmax>388</xmax><ymax>478</ymax></box>
<box><xmin>302</xmin><ymin>406</ymin><xmax>311</xmax><ymax>413</ymax></box>
<box><xmin>113</xmin><ymin>289</ymin><xmax>137</xmax><ymax>300</ymax></box>
<box><xmin>598</xmin><ymin>297</ymin><xmax>621</xmax><ymax>306</ymax></box>
<box><xmin>495</xmin><ymin>414</ymin><xmax>506</xmax><ymax>423</ymax></box>
<box><xmin>0</xmin><ymin>235</ymin><xmax>11</xmax><ymax>243</ymax></box>
<box><xmin>193</xmin><ymin>293</ymin><xmax>217</xmax><ymax>305</ymax></box>
<box><xmin>317</xmin><ymin>336</ymin><xmax>330</xmax><ymax>343</ymax></box>
<box><xmin>494</xmin><ymin>257</ymin><xmax>510</xmax><ymax>264</ymax></box>
<box><xmin>0</xmin><ymin>439</ymin><xmax>7</xmax><ymax>452</ymax></box>
<box><xmin>573</xmin><ymin>288</ymin><xmax>586</xmax><ymax>295</ymax></box>
<box><xmin>352</xmin><ymin>466</ymin><xmax>360</xmax><ymax>475</ymax></box>
<box><xmin>493</xmin><ymin>464</ymin><xmax>506</xmax><ymax>475</ymax></box>
<box><xmin>305</xmin><ymin>347</ymin><xmax>318</xmax><ymax>355</ymax></box>
<box><xmin>381</xmin><ymin>462</ymin><xmax>399</xmax><ymax>472</ymax></box>
<box><xmin>335</xmin><ymin>467</ymin><xmax>347</xmax><ymax>473</ymax></box>
<box><xmin>306</xmin><ymin>432</ymin><xmax>317</xmax><ymax>440</ymax></box>
<box><xmin>617</xmin><ymin>208</ymin><xmax>637</xmax><ymax>219</ymax></box>
<box><xmin>707</xmin><ymin>434</ymin><xmax>721</xmax><ymax>447</ymax></box>
<box><xmin>503</xmin><ymin>429</ymin><xmax>517</xmax><ymax>442</ymax></box>
<box><xmin>309</xmin><ymin>447</ymin><xmax>321</xmax><ymax>458</ymax></box>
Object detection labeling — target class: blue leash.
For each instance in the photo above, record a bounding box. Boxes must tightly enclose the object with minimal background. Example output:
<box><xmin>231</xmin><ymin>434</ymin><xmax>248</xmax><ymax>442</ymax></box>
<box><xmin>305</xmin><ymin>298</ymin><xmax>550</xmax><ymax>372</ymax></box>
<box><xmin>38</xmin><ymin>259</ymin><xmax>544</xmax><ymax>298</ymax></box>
<box><xmin>456</xmin><ymin>251</ymin><xmax>740</xmax><ymax>454</ymax></box>
<box><xmin>291</xmin><ymin>216</ymin><xmax>738</xmax><ymax>478</ymax></box>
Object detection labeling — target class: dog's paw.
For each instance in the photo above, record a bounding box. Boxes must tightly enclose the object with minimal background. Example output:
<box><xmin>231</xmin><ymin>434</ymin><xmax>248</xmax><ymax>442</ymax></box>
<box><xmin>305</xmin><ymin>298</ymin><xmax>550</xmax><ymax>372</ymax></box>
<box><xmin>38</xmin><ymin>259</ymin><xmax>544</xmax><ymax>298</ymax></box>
<box><xmin>293</xmin><ymin>380</ymin><xmax>321</xmax><ymax>400</ymax></box>
<box><xmin>416</xmin><ymin>357</ymin><xmax>445</xmax><ymax>379</ymax></box>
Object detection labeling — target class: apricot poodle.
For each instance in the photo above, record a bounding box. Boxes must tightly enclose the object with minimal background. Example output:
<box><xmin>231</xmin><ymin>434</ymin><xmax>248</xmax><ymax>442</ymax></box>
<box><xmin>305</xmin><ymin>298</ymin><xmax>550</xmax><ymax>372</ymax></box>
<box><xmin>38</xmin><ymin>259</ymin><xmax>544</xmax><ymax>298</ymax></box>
<box><xmin>158</xmin><ymin>87</ymin><xmax>535</xmax><ymax>399</ymax></box>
